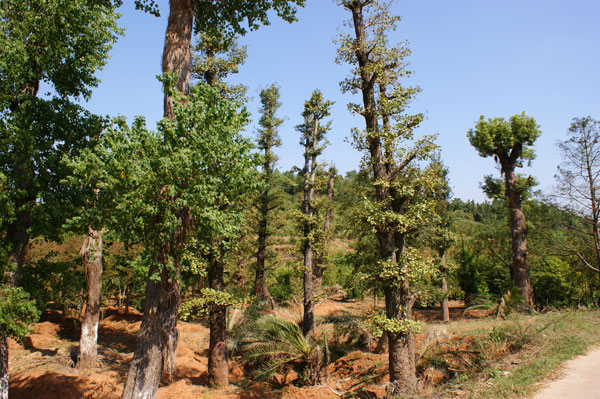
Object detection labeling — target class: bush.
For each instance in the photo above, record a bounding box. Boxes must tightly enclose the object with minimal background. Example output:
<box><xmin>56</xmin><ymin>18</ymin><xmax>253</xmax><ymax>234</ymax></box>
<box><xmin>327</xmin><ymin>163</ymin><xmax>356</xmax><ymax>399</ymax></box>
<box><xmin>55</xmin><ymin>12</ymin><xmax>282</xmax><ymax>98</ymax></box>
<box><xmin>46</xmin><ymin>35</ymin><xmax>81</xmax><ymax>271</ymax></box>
<box><xmin>0</xmin><ymin>285</ymin><xmax>40</xmax><ymax>341</ymax></box>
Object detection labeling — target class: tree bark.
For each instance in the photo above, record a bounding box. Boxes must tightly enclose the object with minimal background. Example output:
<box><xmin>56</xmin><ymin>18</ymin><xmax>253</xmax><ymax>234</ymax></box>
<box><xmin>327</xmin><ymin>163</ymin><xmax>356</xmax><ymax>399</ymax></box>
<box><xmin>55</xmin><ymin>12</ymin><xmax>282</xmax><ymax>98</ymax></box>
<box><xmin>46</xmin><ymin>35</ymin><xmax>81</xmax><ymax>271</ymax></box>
<box><xmin>254</xmin><ymin>148</ymin><xmax>274</xmax><ymax>307</ymax></box>
<box><xmin>504</xmin><ymin>167</ymin><xmax>533</xmax><ymax>304</ymax></box>
<box><xmin>313</xmin><ymin>170</ymin><xmax>335</xmax><ymax>293</ymax></box>
<box><xmin>208</xmin><ymin>254</ymin><xmax>228</xmax><ymax>388</ymax></box>
<box><xmin>302</xmin><ymin>117</ymin><xmax>319</xmax><ymax>337</ymax></box>
<box><xmin>162</xmin><ymin>0</ymin><xmax>193</xmax><ymax>119</ymax></box>
<box><xmin>121</xmin><ymin>259</ymin><xmax>181</xmax><ymax>399</ymax></box>
<box><xmin>77</xmin><ymin>228</ymin><xmax>103</xmax><ymax>369</ymax></box>
<box><xmin>0</xmin><ymin>337</ymin><xmax>7</xmax><ymax>399</ymax></box>
<box><xmin>440</xmin><ymin>249</ymin><xmax>450</xmax><ymax>323</ymax></box>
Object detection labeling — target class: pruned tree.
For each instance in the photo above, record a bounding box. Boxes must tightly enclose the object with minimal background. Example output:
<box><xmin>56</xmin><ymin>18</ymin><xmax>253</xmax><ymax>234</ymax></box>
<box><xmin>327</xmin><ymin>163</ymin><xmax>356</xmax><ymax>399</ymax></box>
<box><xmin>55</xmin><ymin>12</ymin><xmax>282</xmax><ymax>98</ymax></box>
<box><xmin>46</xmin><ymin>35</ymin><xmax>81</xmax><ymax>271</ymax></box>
<box><xmin>335</xmin><ymin>1</ymin><xmax>439</xmax><ymax>393</ymax></box>
<box><xmin>424</xmin><ymin>157</ymin><xmax>455</xmax><ymax>323</ymax></box>
<box><xmin>468</xmin><ymin>113</ymin><xmax>541</xmax><ymax>304</ymax></box>
<box><xmin>313</xmin><ymin>166</ymin><xmax>337</xmax><ymax>293</ymax></box>
<box><xmin>254</xmin><ymin>84</ymin><xmax>284</xmax><ymax>306</ymax></box>
<box><xmin>297</xmin><ymin>90</ymin><xmax>333</xmax><ymax>337</ymax></box>
<box><xmin>554</xmin><ymin>117</ymin><xmax>600</xmax><ymax>283</ymax></box>
<box><xmin>192</xmin><ymin>31</ymin><xmax>248</xmax><ymax>100</ymax></box>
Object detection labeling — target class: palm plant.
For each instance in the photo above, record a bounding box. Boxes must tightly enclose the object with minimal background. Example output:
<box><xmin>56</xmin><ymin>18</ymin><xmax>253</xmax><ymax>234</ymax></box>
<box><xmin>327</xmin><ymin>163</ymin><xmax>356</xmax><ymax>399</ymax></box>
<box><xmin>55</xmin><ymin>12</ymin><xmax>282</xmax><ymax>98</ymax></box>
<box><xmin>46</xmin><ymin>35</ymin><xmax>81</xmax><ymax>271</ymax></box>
<box><xmin>241</xmin><ymin>315</ymin><xmax>328</xmax><ymax>385</ymax></box>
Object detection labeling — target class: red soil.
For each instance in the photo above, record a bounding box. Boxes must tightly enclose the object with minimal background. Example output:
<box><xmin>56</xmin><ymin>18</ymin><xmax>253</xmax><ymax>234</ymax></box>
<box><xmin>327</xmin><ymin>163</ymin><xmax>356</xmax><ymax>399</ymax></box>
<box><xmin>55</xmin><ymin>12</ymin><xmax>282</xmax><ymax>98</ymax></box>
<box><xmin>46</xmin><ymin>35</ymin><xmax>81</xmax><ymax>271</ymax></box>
<box><xmin>8</xmin><ymin>300</ymin><xmax>481</xmax><ymax>399</ymax></box>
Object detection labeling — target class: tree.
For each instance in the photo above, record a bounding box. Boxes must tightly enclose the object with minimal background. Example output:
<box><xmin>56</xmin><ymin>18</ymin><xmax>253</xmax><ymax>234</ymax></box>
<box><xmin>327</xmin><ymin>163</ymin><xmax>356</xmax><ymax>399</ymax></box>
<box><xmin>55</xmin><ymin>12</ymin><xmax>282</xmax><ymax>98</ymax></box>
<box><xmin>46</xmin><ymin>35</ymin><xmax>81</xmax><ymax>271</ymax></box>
<box><xmin>254</xmin><ymin>84</ymin><xmax>284</xmax><ymax>306</ymax></box>
<box><xmin>77</xmin><ymin>228</ymin><xmax>103</xmax><ymax>369</ymax></box>
<box><xmin>70</xmin><ymin>83</ymin><xmax>256</xmax><ymax>399</ymax></box>
<box><xmin>190</xmin><ymin>31</ymin><xmax>257</xmax><ymax>388</ymax></box>
<box><xmin>336</xmin><ymin>0</ymin><xmax>439</xmax><ymax>393</ymax></box>
<box><xmin>127</xmin><ymin>0</ymin><xmax>304</xmax><ymax>388</ymax></box>
<box><xmin>134</xmin><ymin>0</ymin><xmax>305</xmax><ymax>118</ymax></box>
<box><xmin>297</xmin><ymin>90</ymin><xmax>333</xmax><ymax>337</ymax></box>
<box><xmin>0</xmin><ymin>1</ymin><xmax>120</xmax><ymax>395</ymax></box>
<box><xmin>424</xmin><ymin>158</ymin><xmax>454</xmax><ymax>322</ymax></box>
<box><xmin>313</xmin><ymin>166</ymin><xmax>337</xmax><ymax>293</ymax></box>
<box><xmin>0</xmin><ymin>0</ymin><xmax>120</xmax><ymax>283</ymax></box>
<box><xmin>554</xmin><ymin>117</ymin><xmax>600</xmax><ymax>283</ymax></box>
<box><xmin>468</xmin><ymin>113</ymin><xmax>541</xmax><ymax>304</ymax></box>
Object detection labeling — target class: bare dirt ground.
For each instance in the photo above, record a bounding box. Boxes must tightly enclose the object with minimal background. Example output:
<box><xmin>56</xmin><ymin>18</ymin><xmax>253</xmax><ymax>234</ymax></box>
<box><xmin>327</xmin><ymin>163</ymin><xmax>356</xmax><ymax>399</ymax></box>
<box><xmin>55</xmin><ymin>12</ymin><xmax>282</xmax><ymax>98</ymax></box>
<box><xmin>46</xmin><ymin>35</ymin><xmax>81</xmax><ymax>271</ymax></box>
<box><xmin>7</xmin><ymin>299</ymin><xmax>486</xmax><ymax>399</ymax></box>
<box><xmin>532</xmin><ymin>345</ymin><xmax>600</xmax><ymax>399</ymax></box>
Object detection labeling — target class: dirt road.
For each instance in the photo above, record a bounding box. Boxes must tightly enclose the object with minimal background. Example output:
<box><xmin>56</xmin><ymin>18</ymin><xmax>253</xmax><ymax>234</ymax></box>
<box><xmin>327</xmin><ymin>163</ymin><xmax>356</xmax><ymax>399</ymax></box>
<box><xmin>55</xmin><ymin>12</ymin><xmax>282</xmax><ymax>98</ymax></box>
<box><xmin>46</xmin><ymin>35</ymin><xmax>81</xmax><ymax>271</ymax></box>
<box><xmin>532</xmin><ymin>346</ymin><xmax>600</xmax><ymax>399</ymax></box>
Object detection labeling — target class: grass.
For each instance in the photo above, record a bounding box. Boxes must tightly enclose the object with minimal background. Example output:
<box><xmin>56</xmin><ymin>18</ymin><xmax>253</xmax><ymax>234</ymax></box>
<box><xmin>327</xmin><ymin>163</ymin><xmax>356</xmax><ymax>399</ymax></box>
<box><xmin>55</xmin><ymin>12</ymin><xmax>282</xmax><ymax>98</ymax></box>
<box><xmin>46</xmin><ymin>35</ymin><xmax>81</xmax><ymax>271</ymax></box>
<box><xmin>419</xmin><ymin>310</ymin><xmax>600</xmax><ymax>399</ymax></box>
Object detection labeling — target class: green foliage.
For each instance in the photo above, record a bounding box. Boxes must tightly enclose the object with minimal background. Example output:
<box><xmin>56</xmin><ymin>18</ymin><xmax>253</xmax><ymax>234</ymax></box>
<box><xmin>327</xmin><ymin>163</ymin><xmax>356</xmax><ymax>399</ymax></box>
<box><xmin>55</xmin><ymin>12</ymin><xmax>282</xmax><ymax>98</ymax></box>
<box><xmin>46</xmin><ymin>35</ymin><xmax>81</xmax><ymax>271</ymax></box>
<box><xmin>179</xmin><ymin>288</ymin><xmax>243</xmax><ymax>322</ymax></box>
<box><xmin>467</xmin><ymin>113</ymin><xmax>541</xmax><ymax>163</ymax></box>
<box><xmin>0</xmin><ymin>285</ymin><xmax>40</xmax><ymax>341</ymax></box>
<box><xmin>270</xmin><ymin>262</ymin><xmax>302</xmax><ymax>302</ymax></box>
<box><xmin>322</xmin><ymin>252</ymin><xmax>365</xmax><ymax>299</ymax></box>
<box><xmin>482</xmin><ymin>174</ymin><xmax>538</xmax><ymax>201</ymax></box>
<box><xmin>363</xmin><ymin>308</ymin><xmax>421</xmax><ymax>336</ymax></box>
<box><xmin>530</xmin><ymin>256</ymin><xmax>579</xmax><ymax>307</ymax></box>
<box><xmin>0</xmin><ymin>0</ymin><xmax>121</xmax><ymax>104</ymax></box>
<box><xmin>241</xmin><ymin>315</ymin><xmax>328</xmax><ymax>385</ymax></box>
<box><xmin>133</xmin><ymin>0</ymin><xmax>305</xmax><ymax>38</ymax></box>
<box><xmin>192</xmin><ymin>31</ymin><xmax>248</xmax><ymax>102</ymax></box>
<box><xmin>67</xmin><ymin>81</ymin><xmax>257</xmax><ymax>267</ymax></box>
<box><xmin>257</xmin><ymin>84</ymin><xmax>284</xmax><ymax>156</ymax></box>
<box><xmin>19</xmin><ymin>255</ymin><xmax>84</xmax><ymax>315</ymax></box>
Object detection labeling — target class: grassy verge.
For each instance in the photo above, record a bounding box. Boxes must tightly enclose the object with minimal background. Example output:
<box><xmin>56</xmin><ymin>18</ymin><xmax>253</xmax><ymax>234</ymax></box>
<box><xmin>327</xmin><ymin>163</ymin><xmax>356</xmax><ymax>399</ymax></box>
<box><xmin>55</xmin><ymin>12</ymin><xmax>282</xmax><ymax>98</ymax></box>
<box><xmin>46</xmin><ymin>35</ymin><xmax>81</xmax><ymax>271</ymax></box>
<box><xmin>419</xmin><ymin>310</ymin><xmax>600</xmax><ymax>399</ymax></box>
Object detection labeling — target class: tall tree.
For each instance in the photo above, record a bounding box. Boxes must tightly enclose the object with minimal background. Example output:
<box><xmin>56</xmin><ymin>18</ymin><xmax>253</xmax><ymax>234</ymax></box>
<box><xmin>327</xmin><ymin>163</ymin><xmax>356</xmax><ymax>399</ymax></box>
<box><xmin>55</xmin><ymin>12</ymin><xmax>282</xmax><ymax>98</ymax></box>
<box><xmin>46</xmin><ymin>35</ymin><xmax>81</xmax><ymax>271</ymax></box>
<box><xmin>423</xmin><ymin>158</ymin><xmax>454</xmax><ymax>322</ymax></box>
<box><xmin>126</xmin><ymin>1</ymin><xmax>305</xmax><ymax>390</ymax></box>
<box><xmin>313</xmin><ymin>166</ymin><xmax>337</xmax><ymax>293</ymax></box>
<box><xmin>297</xmin><ymin>90</ymin><xmax>333</xmax><ymax>337</ymax></box>
<box><xmin>190</xmin><ymin>31</ymin><xmax>253</xmax><ymax>388</ymax></box>
<box><xmin>0</xmin><ymin>1</ymin><xmax>120</xmax><ymax>395</ymax></box>
<box><xmin>254</xmin><ymin>84</ymin><xmax>284</xmax><ymax>305</ymax></box>
<box><xmin>0</xmin><ymin>0</ymin><xmax>120</xmax><ymax>284</ymax></box>
<box><xmin>468</xmin><ymin>113</ymin><xmax>541</xmax><ymax>304</ymax></box>
<box><xmin>69</xmin><ymin>83</ymin><xmax>256</xmax><ymax>399</ymax></box>
<box><xmin>554</xmin><ymin>117</ymin><xmax>600</xmax><ymax>283</ymax></box>
<box><xmin>336</xmin><ymin>0</ymin><xmax>439</xmax><ymax>393</ymax></box>
<box><xmin>132</xmin><ymin>0</ymin><xmax>305</xmax><ymax>118</ymax></box>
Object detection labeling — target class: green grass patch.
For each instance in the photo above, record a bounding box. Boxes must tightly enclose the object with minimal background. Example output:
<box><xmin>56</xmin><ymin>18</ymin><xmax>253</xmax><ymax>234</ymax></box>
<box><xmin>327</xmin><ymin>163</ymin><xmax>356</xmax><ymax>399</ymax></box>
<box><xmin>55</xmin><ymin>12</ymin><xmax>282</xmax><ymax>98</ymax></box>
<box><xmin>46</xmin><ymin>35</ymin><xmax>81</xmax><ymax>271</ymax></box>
<box><xmin>419</xmin><ymin>310</ymin><xmax>600</xmax><ymax>399</ymax></box>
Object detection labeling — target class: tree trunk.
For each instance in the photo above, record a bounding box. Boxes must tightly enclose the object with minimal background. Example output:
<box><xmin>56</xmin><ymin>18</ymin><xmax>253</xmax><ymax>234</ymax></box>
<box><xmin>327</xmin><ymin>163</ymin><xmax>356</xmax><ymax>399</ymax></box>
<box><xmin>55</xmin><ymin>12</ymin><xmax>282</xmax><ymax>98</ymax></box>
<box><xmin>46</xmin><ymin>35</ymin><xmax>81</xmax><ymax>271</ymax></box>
<box><xmin>0</xmin><ymin>337</ymin><xmax>7</xmax><ymax>399</ymax></box>
<box><xmin>385</xmin><ymin>277</ymin><xmax>417</xmax><ymax>395</ymax></box>
<box><xmin>440</xmin><ymin>249</ymin><xmax>450</xmax><ymax>323</ymax></box>
<box><xmin>162</xmin><ymin>0</ymin><xmax>193</xmax><ymax>119</ymax></box>
<box><xmin>388</xmin><ymin>330</ymin><xmax>416</xmax><ymax>394</ymax></box>
<box><xmin>313</xmin><ymin>170</ymin><xmax>335</xmax><ymax>293</ymax></box>
<box><xmin>374</xmin><ymin>330</ymin><xmax>388</xmax><ymax>354</ymax></box>
<box><xmin>208</xmin><ymin>254</ymin><xmax>228</xmax><ymax>388</ymax></box>
<box><xmin>441</xmin><ymin>277</ymin><xmax>450</xmax><ymax>323</ymax></box>
<box><xmin>504</xmin><ymin>168</ymin><xmax>533</xmax><ymax>304</ymax></box>
<box><xmin>5</xmin><ymin>207</ymin><xmax>32</xmax><ymax>286</ymax></box>
<box><xmin>121</xmin><ymin>261</ymin><xmax>181</xmax><ymax>399</ymax></box>
<box><xmin>77</xmin><ymin>228</ymin><xmax>103</xmax><ymax>369</ymax></box>
<box><xmin>254</xmin><ymin>182</ymin><xmax>273</xmax><ymax>307</ymax></box>
<box><xmin>302</xmin><ymin>118</ymin><xmax>319</xmax><ymax>337</ymax></box>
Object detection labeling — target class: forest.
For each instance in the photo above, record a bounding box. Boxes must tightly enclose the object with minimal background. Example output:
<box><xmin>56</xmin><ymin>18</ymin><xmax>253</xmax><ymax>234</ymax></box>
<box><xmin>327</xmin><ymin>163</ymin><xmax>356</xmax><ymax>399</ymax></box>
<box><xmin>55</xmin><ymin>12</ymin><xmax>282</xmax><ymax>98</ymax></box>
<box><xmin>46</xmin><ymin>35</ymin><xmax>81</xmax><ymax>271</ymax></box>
<box><xmin>1</xmin><ymin>1</ymin><xmax>599</xmax><ymax>399</ymax></box>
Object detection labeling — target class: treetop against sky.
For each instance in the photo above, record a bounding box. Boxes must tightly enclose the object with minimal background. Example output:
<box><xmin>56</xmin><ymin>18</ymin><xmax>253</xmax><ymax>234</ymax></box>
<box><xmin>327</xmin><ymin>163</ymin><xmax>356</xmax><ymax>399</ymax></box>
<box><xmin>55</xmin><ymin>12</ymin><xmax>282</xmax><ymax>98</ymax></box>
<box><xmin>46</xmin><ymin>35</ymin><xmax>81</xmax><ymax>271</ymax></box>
<box><xmin>72</xmin><ymin>0</ymin><xmax>599</xmax><ymax>202</ymax></box>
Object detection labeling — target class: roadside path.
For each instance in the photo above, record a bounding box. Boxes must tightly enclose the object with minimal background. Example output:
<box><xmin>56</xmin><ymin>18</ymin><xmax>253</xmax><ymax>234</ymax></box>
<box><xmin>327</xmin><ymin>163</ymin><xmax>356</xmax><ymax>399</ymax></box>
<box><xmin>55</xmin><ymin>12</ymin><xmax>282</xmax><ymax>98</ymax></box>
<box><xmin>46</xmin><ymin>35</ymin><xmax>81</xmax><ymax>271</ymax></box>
<box><xmin>532</xmin><ymin>346</ymin><xmax>600</xmax><ymax>399</ymax></box>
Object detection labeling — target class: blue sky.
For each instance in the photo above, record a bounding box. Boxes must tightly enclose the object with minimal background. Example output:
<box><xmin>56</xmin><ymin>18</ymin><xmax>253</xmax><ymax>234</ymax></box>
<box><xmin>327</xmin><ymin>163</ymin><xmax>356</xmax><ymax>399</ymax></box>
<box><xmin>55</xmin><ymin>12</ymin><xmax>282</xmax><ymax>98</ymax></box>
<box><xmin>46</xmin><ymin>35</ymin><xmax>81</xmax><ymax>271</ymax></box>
<box><xmin>84</xmin><ymin>0</ymin><xmax>600</xmax><ymax>201</ymax></box>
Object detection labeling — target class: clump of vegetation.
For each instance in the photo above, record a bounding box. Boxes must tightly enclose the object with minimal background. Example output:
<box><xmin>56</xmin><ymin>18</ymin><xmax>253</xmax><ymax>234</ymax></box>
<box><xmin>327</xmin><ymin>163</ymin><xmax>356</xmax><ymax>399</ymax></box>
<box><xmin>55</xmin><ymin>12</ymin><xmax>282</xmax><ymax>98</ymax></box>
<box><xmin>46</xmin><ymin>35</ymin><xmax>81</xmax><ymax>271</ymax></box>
<box><xmin>240</xmin><ymin>315</ymin><xmax>329</xmax><ymax>386</ymax></box>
